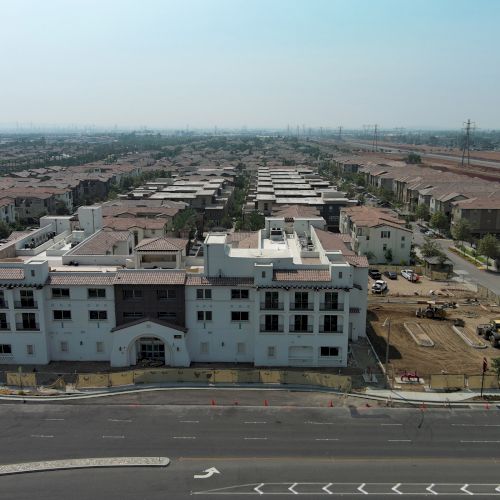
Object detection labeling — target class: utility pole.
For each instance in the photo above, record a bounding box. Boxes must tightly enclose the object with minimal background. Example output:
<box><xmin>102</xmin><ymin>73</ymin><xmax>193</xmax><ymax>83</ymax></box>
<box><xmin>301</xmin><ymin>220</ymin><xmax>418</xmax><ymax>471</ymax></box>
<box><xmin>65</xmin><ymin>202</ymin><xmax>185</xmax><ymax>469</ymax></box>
<box><xmin>461</xmin><ymin>119</ymin><xmax>475</xmax><ymax>167</ymax></box>
<box><xmin>338</xmin><ymin>126</ymin><xmax>342</xmax><ymax>141</ymax></box>
<box><xmin>372</xmin><ymin>124</ymin><xmax>379</xmax><ymax>152</ymax></box>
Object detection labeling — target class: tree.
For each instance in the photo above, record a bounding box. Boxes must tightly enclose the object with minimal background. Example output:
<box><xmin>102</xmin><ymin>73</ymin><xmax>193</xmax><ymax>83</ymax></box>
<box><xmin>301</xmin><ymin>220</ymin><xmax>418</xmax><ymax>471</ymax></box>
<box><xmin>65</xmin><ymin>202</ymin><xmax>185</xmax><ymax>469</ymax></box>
<box><xmin>451</xmin><ymin>219</ymin><xmax>471</xmax><ymax>247</ymax></box>
<box><xmin>415</xmin><ymin>204</ymin><xmax>430</xmax><ymax>221</ymax></box>
<box><xmin>0</xmin><ymin>220</ymin><xmax>11</xmax><ymax>239</ymax></box>
<box><xmin>364</xmin><ymin>251</ymin><xmax>375</xmax><ymax>263</ymax></box>
<box><xmin>430</xmin><ymin>211</ymin><xmax>449</xmax><ymax>233</ymax></box>
<box><xmin>478</xmin><ymin>234</ymin><xmax>500</xmax><ymax>270</ymax></box>
<box><xmin>420</xmin><ymin>237</ymin><xmax>443</xmax><ymax>258</ymax></box>
<box><xmin>405</xmin><ymin>153</ymin><xmax>422</xmax><ymax>164</ymax></box>
<box><xmin>246</xmin><ymin>211</ymin><xmax>265</xmax><ymax>231</ymax></box>
<box><xmin>384</xmin><ymin>248</ymin><xmax>393</xmax><ymax>263</ymax></box>
<box><xmin>492</xmin><ymin>358</ymin><xmax>500</xmax><ymax>377</ymax></box>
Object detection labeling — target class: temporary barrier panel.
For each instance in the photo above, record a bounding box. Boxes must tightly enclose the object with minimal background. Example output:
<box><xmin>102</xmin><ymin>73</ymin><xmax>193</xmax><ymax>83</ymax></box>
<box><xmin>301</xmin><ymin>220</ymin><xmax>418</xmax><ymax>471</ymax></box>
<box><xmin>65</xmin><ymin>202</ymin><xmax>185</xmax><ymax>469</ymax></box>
<box><xmin>6</xmin><ymin>372</ymin><xmax>37</xmax><ymax>387</ymax></box>
<box><xmin>260</xmin><ymin>370</ymin><xmax>283</xmax><ymax>384</ymax></box>
<box><xmin>467</xmin><ymin>374</ymin><xmax>499</xmax><ymax>390</ymax></box>
<box><xmin>236</xmin><ymin>370</ymin><xmax>260</xmax><ymax>383</ymax></box>
<box><xmin>213</xmin><ymin>370</ymin><xmax>237</xmax><ymax>383</ymax></box>
<box><xmin>109</xmin><ymin>371</ymin><xmax>135</xmax><ymax>387</ymax></box>
<box><xmin>429</xmin><ymin>374</ymin><xmax>466</xmax><ymax>390</ymax></box>
<box><xmin>76</xmin><ymin>373</ymin><xmax>110</xmax><ymax>388</ymax></box>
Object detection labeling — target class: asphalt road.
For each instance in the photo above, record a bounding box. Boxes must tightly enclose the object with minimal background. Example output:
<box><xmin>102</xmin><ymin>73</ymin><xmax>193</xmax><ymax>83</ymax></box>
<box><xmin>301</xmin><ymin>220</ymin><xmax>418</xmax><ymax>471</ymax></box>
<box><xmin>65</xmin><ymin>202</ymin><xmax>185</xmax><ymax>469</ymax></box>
<box><xmin>1</xmin><ymin>396</ymin><xmax>500</xmax><ymax>499</ymax></box>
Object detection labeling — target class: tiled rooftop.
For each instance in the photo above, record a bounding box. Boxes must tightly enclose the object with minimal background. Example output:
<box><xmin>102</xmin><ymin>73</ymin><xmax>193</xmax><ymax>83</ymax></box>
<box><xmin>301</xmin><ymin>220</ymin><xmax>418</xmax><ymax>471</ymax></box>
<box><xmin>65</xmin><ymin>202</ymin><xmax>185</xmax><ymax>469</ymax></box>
<box><xmin>186</xmin><ymin>276</ymin><xmax>254</xmax><ymax>286</ymax></box>
<box><xmin>47</xmin><ymin>272</ymin><xmax>116</xmax><ymax>286</ymax></box>
<box><xmin>0</xmin><ymin>268</ymin><xmax>25</xmax><ymax>280</ymax></box>
<box><xmin>68</xmin><ymin>230</ymin><xmax>130</xmax><ymax>256</ymax></box>
<box><xmin>273</xmin><ymin>269</ymin><xmax>331</xmax><ymax>282</ymax></box>
<box><xmin>114</xmin><ymin>270</ymin><xmax>186</xmax><ymax>285</ymax></box>
<box><xmin>135</xmin><ymin>237</ymin><xmax>188</xmax><ymax>252</ymax></box>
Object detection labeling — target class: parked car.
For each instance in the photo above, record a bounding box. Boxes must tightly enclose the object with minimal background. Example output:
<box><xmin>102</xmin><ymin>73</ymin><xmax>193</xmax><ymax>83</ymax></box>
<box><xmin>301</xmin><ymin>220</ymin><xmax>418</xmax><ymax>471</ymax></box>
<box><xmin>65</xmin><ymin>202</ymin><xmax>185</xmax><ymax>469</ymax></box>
<box><xmin>384</xmin><ymin>271</ymin><xmax>397</xmax><ymax>280</ymax></box>
<box><xmin>401</xmin><ymin>269</ymin><xmax>419</xmax><ymax>282</ymax></box>
<box><xmin>368</xmin><ymin>269</ymin><xmax>382</xmax><ymax>280</ymax></box>
<box><xmin>371</xmin><ymin>280</ymin><xmax>388</xmax><ymax>294</ymax></box>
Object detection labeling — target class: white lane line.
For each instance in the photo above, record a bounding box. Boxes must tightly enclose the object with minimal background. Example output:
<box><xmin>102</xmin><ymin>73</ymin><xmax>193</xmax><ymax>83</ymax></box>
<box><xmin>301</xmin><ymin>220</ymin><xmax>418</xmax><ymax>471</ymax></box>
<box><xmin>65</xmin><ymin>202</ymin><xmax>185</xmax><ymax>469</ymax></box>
<box><xmin>173</xmin><ymin>436</ymin><xmax>196</xmax><ymax>440</ymax></box>
<box><xmin>244</xmin><ymin>421</ymin><xmax>267</xmax><ymax>424</ymax></box>
<box><xmin>461</xmin><ymin>440</ymin><xmax>500</xmax><ymax>443</ymax></box>
<box><xmin>244</xmin><ymin>437</ymin><xmax>268</xmax><ymax>440</ymax></box>
<box><xmin>102</xmin><ymin>435</ymin><xmax>125</xmax><ymax>439</ymax></box>
<box><xmin>180</xmin><ymin>420</ymin><xmax>199</xmax><ymax>424</ymax></box>
<box><xmin>31</xmin><ymin>434</ymin><xmax>54</xmax><ymax>438</ymax></box>
<box><xmin>388</xmin><ymin>439</ymin><xmax>412</xmax><ymax>442</ymax></box>
<box><xmin>452</xmin><ymin>423</ymin><xmax>500</xmax><ymax>427</ymax></box>
<box><xmin>381</xmin><ymin>423</ymin><xmax>403</xmax><ymax>426</ymax></box>
<box><xmin>108</xmin><ymin>419</ymin><xmax>132</xmax><ymax>423</ymax></box>
<box><xmin>315</xmin><ymin>438</ymin><xmax>339</xmax><ymax>441</ymax></box>
<box><xmin>305</xmin><ymin>421</ymin><xmax>334</xmax><ymax>425</ymax></box>
<box><xmin>44</xmin><ymin>418</ymin><xmax>65</xmax><ymax>421</ymax></box>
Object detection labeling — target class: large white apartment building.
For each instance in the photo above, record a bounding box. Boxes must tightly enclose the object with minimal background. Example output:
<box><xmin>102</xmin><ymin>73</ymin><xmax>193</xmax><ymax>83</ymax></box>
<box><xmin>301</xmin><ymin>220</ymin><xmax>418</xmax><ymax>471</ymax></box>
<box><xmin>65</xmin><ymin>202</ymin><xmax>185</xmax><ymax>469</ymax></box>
<box><xmin>0</xmin><ymin>213</ymin><xmax>368</xmax><ymax>368</ymax></box>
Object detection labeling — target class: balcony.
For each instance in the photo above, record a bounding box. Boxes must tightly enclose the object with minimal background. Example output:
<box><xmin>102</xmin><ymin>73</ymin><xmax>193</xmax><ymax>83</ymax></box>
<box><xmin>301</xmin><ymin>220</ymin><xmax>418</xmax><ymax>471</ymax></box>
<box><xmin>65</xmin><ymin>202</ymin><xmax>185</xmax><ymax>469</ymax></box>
<box><xmin>260</xmin><ymin>302</ymin><xmax>284</xmax><ymax>311</ymax></box>
<box><xmin>14</xmin><ymin>301</ymin><xmax>38</xmax><ymax>309</ymax></box>
<box><xmin>259</xmin><ymin>324</ymin><xmax>284</xmax><ymax>333</ymax></box>
<box><xmin>16</xmin><ymin>323</ymin><xmax>40</xmax><ymax>331</ymax></box>
<box><xmin>0</xmin><ymin>300</ymin><xmax>8</xmax><ymax>309</ymax></box>
<box><xmin>0</xmin><ymin>322</ymin><xmax>9</xmax><ymax>330</ymax></box>
<box><xmin>319</xmin><ymin>302</ymin><xmax>344</xmax><ymax>311</ymax></box>
<box><xmin>289</xmin><ymin>325</ymin><xmax>313</xmax><ymax>333</ymax></box>
<box><xmin>290</xmin><ymin>302</ymin><xmax>314</xmax><ymax>311</ymax></box>
<box><xmin>319</xmin><ymin>326</ymin><xmax>342</xmax><ymax>334</ymax></box>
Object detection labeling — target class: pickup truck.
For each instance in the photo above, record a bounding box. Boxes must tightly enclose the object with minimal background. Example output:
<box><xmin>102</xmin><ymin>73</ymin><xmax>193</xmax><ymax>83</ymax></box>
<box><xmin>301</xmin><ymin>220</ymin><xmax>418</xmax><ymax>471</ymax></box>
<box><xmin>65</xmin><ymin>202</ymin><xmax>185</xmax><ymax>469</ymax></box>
<box><xmin>401</xmin><ymin>269</ymin><xmax>419</xmax><ymax>282</ymax></box>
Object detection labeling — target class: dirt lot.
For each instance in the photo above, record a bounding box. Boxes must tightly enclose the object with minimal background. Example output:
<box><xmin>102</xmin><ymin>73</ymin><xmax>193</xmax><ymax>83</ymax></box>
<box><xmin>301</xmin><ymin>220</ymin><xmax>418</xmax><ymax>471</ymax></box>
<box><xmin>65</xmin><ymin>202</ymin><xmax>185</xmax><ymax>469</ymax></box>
<box><xmin>368</xmin><ymin>302</ymin><xmax>500</xmax><ymax>379</ymax></box>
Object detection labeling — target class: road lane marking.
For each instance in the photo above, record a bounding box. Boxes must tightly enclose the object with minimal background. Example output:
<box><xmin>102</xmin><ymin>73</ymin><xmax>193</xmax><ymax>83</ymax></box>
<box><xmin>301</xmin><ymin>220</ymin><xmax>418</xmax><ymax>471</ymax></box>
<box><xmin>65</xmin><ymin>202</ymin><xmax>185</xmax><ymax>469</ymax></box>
<box><xmin>244</xmin><ymin>421</ymin><xmax>267</xmax><ymax>424</ymax></box>
<box><xmin>180</xmin><ymin>420</ymin><xmax>199</xmax><ymax>424</ymax></box>
<box><xmin>31</xmin><ymin>434</ymin><xmax>54</xmax><ymax>438</ymax></box>
<box><xmin>461</xmin><ymin>440</ymin><xmax>500</xmax><ymax>443</ymax></box>
<box><xmin>108</xmin><ymin>419</ymin><xmax>132</xmax><ymax>423</ymax></box>
<box><xmin>388</xmin><ymin>439</ymin><xmax>412</xmax><ymax>442</ymax></box>
<box><xmin>102</xmin><ymin>435</ymin><xmax>125</xmax><ymax>439</ymax></box>
<box><xmin>173</xmin><ymin>436</ymin><xmax>196</xmax><ymax>439</ymax></box>
<box><xmin>315</xmin><ymin>438</ymin><xmax>339</xmax><ymax>441</ymax></box>
<box><xmin>305</xmin><ymin>421</ymin><xmax>334</xmax><ymax>425</ymax></box>
<box><xmin>452</xmin><ymin>424</ymin><xmax>500</xmax><ymax>427</ymax></box>
<box><xmin>44</xmin><ymin>418</ymin><xmax>64</xmax><ymax>421</ymax></box>
<box><xmin>244</xmin><ymin>437</ymin><xmax>267</xmax><ymax>440</ymax></box>
<box><xmin>381</xmin><ymin>423</ymin><xmax>403</xmax><ymax>426</ymax></box>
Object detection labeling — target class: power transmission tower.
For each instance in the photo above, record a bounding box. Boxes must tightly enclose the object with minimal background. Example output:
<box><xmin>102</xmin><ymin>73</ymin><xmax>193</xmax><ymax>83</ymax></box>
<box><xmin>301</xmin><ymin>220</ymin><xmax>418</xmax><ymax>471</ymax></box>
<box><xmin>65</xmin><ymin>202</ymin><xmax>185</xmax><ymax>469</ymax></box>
<box><xmin>338</xmin><ymin>126</ymin><xmax>342</xmax><ymax>141</ymax></box>
<box><xmin>461</xmin><ymin>119</ymin><xmax>475</xmax><ymax>167</ymax></box>
<box><xmin>372</xmin><ymin>124</ymin><xmax>379</xmax><ymax>152</ymax></box>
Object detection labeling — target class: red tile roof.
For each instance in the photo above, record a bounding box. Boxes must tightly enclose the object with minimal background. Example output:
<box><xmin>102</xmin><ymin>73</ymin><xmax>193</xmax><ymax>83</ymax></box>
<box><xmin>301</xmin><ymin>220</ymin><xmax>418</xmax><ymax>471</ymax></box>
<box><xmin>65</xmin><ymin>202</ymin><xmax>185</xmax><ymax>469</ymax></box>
<box><xmin>186</xmin><ymin>276</ymin><xmax>254</xmax><ymax>286</ymax></box>
<box><xmin>135</xmin><ymin>237</ymin><xmax>188</xmax><ymax>252</ymax></box>
<box><xmin>0</xmin><ymin>268</ymin><xmax>25</xmax><ymax>280</ymax></box>
<box><xmin>273</xmin><ymin>269</ymin><xmax>331</xmax><ymax>282</ymax></box>
<box><xmin>114</xmin><ymin>270</ymin><xmax>186</xmax><ymax>285</ymax></box>
<box><xmin>344</xmin><ymin>255</ymin><xmax>369</xmax><ymax>268</ymax></box>
<box><xmin>314</xmin><ymin>228</ymin><xmax>355</xmax><ymax>255</ymax></box>
<box><xmin>47</xmin><ymin>272</ymin><xmax>116</xmax><ymax>286</ymax></box>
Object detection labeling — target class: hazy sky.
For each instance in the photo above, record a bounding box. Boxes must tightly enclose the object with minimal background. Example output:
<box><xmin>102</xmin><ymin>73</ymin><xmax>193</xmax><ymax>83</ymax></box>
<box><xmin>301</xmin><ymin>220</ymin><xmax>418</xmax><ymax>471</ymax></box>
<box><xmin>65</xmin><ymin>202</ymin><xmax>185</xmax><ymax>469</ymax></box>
<box><xmin>1</xmin><ymin>0</ymin><xmax>499</xmax><ymax>130</ymax></box>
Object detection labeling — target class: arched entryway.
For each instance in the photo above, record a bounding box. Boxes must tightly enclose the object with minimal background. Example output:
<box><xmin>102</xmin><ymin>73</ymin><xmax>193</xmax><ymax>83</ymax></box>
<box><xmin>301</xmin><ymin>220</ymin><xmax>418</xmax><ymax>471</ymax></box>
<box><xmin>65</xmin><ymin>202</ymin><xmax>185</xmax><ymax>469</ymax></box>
<box><xmin>133</xmin><ymin>336</ymin><xmax>172</xmax><ymax>365</ymax></box>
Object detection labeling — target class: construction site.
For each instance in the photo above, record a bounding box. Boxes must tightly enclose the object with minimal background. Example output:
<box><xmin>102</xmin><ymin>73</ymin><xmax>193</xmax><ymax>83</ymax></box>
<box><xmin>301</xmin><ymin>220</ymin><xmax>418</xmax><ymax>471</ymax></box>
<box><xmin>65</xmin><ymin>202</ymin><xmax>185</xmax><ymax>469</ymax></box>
<box><xmin>368</xmin><ymin>288</ymin><xmax>500</xmax><ymax>385</ymax></box>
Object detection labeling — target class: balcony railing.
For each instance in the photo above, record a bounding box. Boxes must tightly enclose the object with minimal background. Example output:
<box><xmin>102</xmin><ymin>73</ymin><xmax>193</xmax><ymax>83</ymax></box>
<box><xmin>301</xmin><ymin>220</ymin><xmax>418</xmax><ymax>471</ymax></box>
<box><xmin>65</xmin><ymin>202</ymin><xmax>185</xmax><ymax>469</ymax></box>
<box><xmin>319</xmin><ymin>302</ymin><xmax>344</xmax><ymax>311</ymax></box>
<box><xmin>319</xmin><ymin>326</ymin><xmax>342</xmax><ymax>334</ymax></box>
<box><xmin>260</xmin><ymin>302</ymin><xmax>284</xmax><ymax>311</ymax></box>
<box><xmin>0</xmin><ymin>300</ymin><xmax>8</xmax><ymax>309</ymax></box>
<box><xmin>290</xmin><ymin>303</ymin><xmax>314</xmax><ymax>311</ymax></box>
<box><xmin>14</xmin><ymin>301</ymin><xmax>38</xmax><ymax>309</ymax></box>
<box><xmin>0</xmin><ymin>322</ymin><xmax>9</xmax><ymax>330</ymax></box>
<box><xmin>259</xmin><ymin>325</ymin><xmax>284</xmax><ymax>333</ymax></box>
<box><xmin>289</xmin><ymin>325</ymin><xmax>313</xmax><ymax>333</ymax></box>
<box><xmin>16</xmin><ymin>323</ymin><xmax>40</xmax><ymax>331</ymax></box>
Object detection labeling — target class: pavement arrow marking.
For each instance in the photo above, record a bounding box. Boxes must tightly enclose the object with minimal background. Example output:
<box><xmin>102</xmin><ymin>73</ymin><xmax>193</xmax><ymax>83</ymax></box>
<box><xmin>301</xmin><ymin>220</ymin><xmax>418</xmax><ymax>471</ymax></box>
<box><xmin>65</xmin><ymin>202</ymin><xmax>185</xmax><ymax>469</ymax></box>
<box><xmin>289</xmin><ymin>483</ymin><xmax>298</xmax><ymax>495</ymax></box>
<box><xmin>461</xmin><ymin>484</ymin><xmax>473</xmax><ymax>495</ymax></box>
<box><xmin>358</xmin><ymin>483</ymin><xmax>368</xmax><ymax>495</ymax></box>
<box><xmin>254</xmin><ymin>483</ymin><xmax>264</xmax><ymax>495</ymax></box>
<box><xmin>426</xmin><ymin>484</ymin><xmax>437</xmax><ymax>495</ymax></box>
<box><xmin>322</xmin><ymin>483</ymin><xmax>333</xmax><ymax>495</ymax></box>
<box><xmin>392</xmin><ymin>483</ymin><xmax>402</xmax><ymax>495</ymax></box>
<box><xmin>194</xmin><ymin>467</ymin><xmax>220</xmax><ymax>479</ymax></box>
<box><xmin>496</xmin><ymin>485</ymin><xmax>500</xmax><ymax>492</ymax></box>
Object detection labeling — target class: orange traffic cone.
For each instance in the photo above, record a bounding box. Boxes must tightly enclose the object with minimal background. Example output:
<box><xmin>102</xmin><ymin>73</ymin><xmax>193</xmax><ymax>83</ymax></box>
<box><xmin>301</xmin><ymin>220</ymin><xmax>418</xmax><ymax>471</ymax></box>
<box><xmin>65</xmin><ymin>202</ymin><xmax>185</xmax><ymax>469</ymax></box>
<box><xmin>328</xmin><ymin>400</ymin><xmax>334</xmax><ymax>407</ymax></box>
<box><xmin>264</xmin><ymin>399</ymin><xmax>269</xmax><ymax>406</ymax></box>
<box><xmin>211</xmin><ymin>399</ymin><xmax>216</xmax><ymax>406</ymax></box>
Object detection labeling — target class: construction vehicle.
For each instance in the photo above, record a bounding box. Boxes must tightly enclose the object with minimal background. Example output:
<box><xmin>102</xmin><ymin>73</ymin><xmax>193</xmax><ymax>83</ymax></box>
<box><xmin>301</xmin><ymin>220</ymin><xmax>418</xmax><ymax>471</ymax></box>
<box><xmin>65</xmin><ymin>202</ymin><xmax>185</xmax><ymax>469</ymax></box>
<box><xmin>476</xmin><ymin>319</ymin><xmax>500</xmax><ymax>348</ymax></box>
<box><xmin>416</xmin><ymin>301</ymin><xmax>447</xmax><ymax>320</ymax></box>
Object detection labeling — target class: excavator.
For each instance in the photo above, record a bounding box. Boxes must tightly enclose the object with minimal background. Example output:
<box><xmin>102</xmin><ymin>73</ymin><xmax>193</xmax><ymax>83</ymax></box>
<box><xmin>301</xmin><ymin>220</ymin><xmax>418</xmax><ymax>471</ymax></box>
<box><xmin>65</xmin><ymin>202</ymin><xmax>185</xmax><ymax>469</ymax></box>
<box><xmin>476</xmin><ymin>319</ymin><xmax>500</xmax><ymax>348</ymax></box>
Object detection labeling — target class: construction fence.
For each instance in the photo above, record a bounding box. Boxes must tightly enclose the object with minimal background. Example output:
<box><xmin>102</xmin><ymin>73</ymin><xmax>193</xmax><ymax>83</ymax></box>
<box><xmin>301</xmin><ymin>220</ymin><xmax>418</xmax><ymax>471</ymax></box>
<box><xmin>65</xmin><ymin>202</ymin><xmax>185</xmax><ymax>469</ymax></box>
<box><xmin>429</xmin><ymin>373</ymin><xmax>500</xmax><ymax>390</ymax></box>
<box><xmin>1</xmin><ymin>368</ymin><xmax>352</xmax><ymax>392</ymax></box>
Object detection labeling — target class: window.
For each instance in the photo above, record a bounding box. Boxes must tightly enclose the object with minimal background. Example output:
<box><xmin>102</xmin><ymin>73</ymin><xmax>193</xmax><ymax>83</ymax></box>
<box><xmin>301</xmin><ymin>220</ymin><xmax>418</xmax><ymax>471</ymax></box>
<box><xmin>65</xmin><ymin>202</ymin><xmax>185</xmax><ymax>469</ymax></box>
<box><xmin>0</xmin><ymin>344</ymin><xmax>12</xmax><ymax>354</ymax></box>
<box><xmin>264</xmin><ymin>291</ymin><xmax>279</xmax><ymax>309</ymax></box>
<box><xmin>196</xmin><ymin>289</ymin><xmax>212</xmax><ymax>300</ymax></box>
<box><xmin>324</xmin><ymin>292</ymin><xmax>339</xmax><ymax>310</ymax></box>
<box><xmin>123</xmin><ymin>312</ymin><xmax>144</xmax><ymax>319</ymax></box>
<box><xmin>323</xmin><ymin>315</ymin><xmax>338</xmax><ymax>333</ymax></box>
<box><xmin>381</xmin><ymin>230</ymin><xmax>391</xmax><ymax>238</ymax></box>
<box><xmin>88</xmin><ymin>288</ymin><xmax>106</xmax><ymax>298</ymax></box>
<box><xmin>21</xmin><ymin>313</ymin><xmax>37</xmax><ymax>329</ymax></box>
<box><xmin>0</xmin><ymin>313</ymin><xmax>7</xmax><ymax>329</ymax></box>
<box><xmin>200</xmin><ymin>342</ymin><xmax>209</xmax><ymax>354</ymax></box>
<box><xmin>123</xmin><ymin>289</ymin><xmax>142</xmax><ymax>300</ymax></box>
<box><xmin>197</xmin><ymin>311</ymin><xmax>212</xmax><ymax>321</ymax></box>
<box><xmin>53</xmin><ymin>310</ymin><xmax>72</xmax><ymax>321</ymax></box>
<box><xmin>20</xmin><ymin>289</ymin><xmax>35</xmax><ymax>307</ymax></box>
<box><xmin>261</xmin><ymin>271</ymin><xmax>266</xmax><ymax>278</ymax></box>
<box><xmin>60</xmin><ymin>341</ymin><xmax>68</xmax><ymax>352</ymax></box>
<box><xmin>231</xmin><ymin>311</ymin><xmax>249</xmax><ymax>322</ymax></box>
<box><xmin>383</xmin><ymin>244</ymin><xmax>387</xmax><ymax>251</ymax></box>
<box><xmin>89</xmin><ymin>310</ymin><xmax>107</xmax><ymax>320</ymax></box>
<box><xmin>320</xmin><ymin>346</ymin><xmax>339</xmax><ymax>357</ymax></box>
<box><xmin>293</xmin><ymin>315</ymin><xmax>309</xmax><ymax>332</ymax></box>
<box><xmin>264</xmin><ymin>315</ymin><xmax>280</xmax><ymax>332</ymax></box>
<box><xmin>401</xmin><ymin>236</ymin><xmax>406</xmax><ymax>242</ymax></box>
<box><xmin>231</xmin><ymin>289</ymin><xmax>249</xmax><ymax>300</ymax></box>
<box><xmin>267</xmin><ymin>346</ymin><xmax>276</xmax><ymax>358</ymax></box>
<box><xmin>26</xmin><ymin>344</ymin><xmax>34</xmax><ymax>356</ymax></box>
<box><xmin>294</xmin><ymin>292</ymin><xmax>309</xmax><ymax>309</ymax></box>
<box><xmin>52</xmin><ymin>288</ymin><xmax>70</xmax><ymax>298</ymax></box>
<box><xmin>157</xmin><ymin>289</ymin><xmax>176</xmax><ymax>300</ymax></box>
<box><xmin>237</xmin><ymin>342</ymin><xmax>246</xmax><ymax>354</ymax></box>
<box><xmin>339</xmin><ymin>272</ymin><xmax>343</xmax><ymax>279</ymax></box>
<box><xmin>96</xmin><ymin>342</ymin><xmax>104</xmax><ymax>353</ymax></box>
<box><xmin>158</xmin><ymin>312</ymin><xmax>176</xmax><ymax>321</ymax></box>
